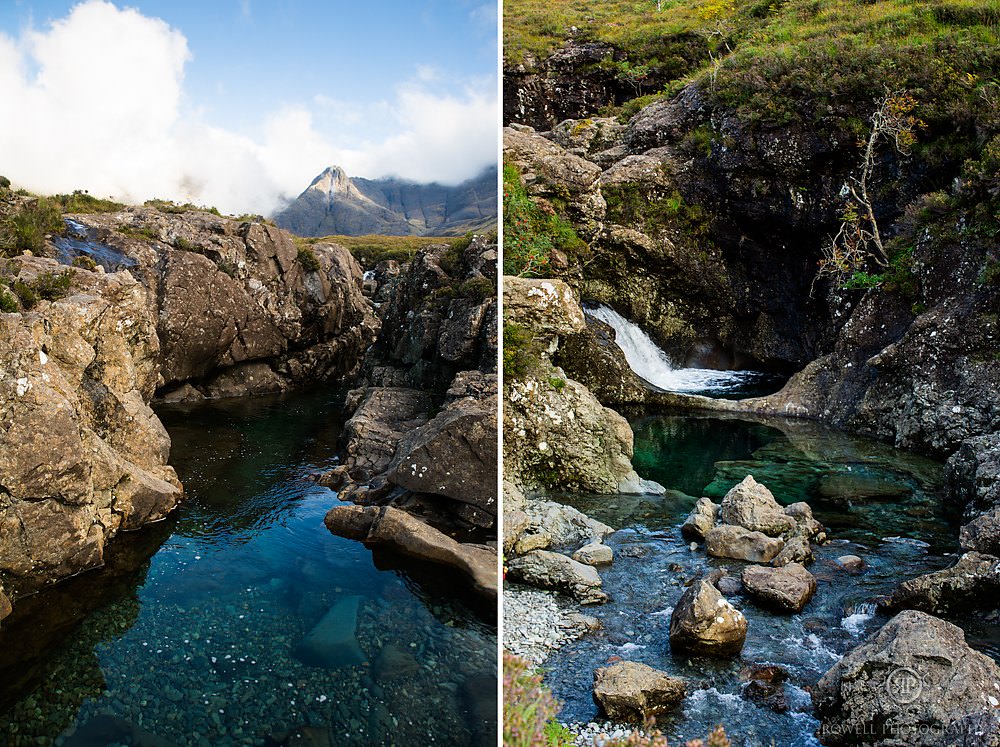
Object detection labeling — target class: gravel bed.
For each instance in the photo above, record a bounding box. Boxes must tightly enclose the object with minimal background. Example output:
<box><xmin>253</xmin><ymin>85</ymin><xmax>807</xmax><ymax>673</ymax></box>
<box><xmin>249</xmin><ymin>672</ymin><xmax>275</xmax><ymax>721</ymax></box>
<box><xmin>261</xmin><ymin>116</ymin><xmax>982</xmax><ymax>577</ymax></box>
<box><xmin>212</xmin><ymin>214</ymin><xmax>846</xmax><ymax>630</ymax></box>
<box><xmin>503</xmin><ymin>584</ymin><xmax>593</xmax><ymax>665</ymax></box>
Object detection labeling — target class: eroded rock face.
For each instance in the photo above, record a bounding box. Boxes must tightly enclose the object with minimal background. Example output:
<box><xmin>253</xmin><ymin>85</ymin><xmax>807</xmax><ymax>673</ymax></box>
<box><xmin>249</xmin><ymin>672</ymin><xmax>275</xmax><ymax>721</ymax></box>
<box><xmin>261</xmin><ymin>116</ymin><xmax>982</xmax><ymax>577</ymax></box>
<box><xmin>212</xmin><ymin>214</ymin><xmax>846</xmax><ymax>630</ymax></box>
<box><xmin>75</xmin><ymin>208</ymin><xmax>377</xmax><ymax>398</ymax></box>
<box><xmin>387</xmin><ymin>388</ymin><xmax>498</xmax><ymax>528</ymax></box>
<box><xmin>960</xmin><ymin>507</ymin><xmax>1000</xmax><ymax>556</ymax></box>
<box><xmin>0</xmin><ymin>257</ymin><xmax>182</xmax><ymax>601</ymax></box>
<box><xmin>741</xmin><ymin>563</ymin><xmax>817</xmax><ymax>613</ymax></box>
<box><xmin>506</xmin><ymin>549</ymin><xmax>608</xmax><ymax>604</ymax></box>
<box><xmin>592</xmin><ymin>661</ymin><xmax>686</xmax><ymax>723</ymax></box>
<box><xmin>669</xmin><ymin>579</ymin><xmax>747</xmax><ymax>657</ymax></box>
<box><xmin>812</xmin><ymin>610</ymin><xmax>1000</xmax><ymax>746</ymax></box>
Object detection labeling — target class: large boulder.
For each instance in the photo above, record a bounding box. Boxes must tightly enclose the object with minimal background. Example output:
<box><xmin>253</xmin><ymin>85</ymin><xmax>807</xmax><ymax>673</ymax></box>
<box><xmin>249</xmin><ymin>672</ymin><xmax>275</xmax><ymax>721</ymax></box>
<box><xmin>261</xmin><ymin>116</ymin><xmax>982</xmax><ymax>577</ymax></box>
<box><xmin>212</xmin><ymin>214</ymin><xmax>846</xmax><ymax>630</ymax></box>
<box><xmin>387</xmin><ymin>388</ymin><xmax>498</xmax><ymax>528</ymax></box>
<box><xmin>741</xmin><ymin>563</ymin><xmax>817</xmax><ymax>613</ymax></box>
<box><xmin>510</xmin><ymin>498</ymin><xmax>614</xmax><ymax>555</ymax></box>
<box><xmin>503</xmin><ymin>277</ymin><xmax>586</xmax><ymax>337</ymax></box>
<box><xmin>720</xmin><ymin>476</ymin><xmax>795</xmax><ymax>536</ymax></box>
<box><xmin>812</xmin><ymin>610</ymin><xmax>1000</xmax><ymax>746</ymax></box>
<box><xmin>705</xmin><ymin>525</ymin><xmax>785</xmax><ymax>563</ymax></box>
<box><xmin>506</xmin><ymin>549</ymin><xmax>607</xmax><ymax>604</ymax></box>
<box><xmin>324</xmin><ymin>505</ymin><xmax>496</xmax><ymax>599</ymax></box>
<box><xmin>669</xmin><ymin>580</ymin><xmax>748</xmax><ymax>657</ymax></box>
<box><xmin>592</xmin><ymin>661</ymin><xmax>686</xmax><ymax>722</ymax></box>
<box><xmin>882</xmin><ymin>552</ymin><xmax>1000</xmax><ymax>615</ymax></box>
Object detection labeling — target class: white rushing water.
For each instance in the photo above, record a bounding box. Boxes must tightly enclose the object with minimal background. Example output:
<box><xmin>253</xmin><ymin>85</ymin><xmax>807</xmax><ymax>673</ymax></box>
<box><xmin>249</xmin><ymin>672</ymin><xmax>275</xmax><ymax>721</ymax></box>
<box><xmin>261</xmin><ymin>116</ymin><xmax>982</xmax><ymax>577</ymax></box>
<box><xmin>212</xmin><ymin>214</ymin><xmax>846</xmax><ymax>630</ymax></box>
<box><xmin>586</xmin><ymin>304</ymin><xmax>769</xmax><ymax>395</ymax></box>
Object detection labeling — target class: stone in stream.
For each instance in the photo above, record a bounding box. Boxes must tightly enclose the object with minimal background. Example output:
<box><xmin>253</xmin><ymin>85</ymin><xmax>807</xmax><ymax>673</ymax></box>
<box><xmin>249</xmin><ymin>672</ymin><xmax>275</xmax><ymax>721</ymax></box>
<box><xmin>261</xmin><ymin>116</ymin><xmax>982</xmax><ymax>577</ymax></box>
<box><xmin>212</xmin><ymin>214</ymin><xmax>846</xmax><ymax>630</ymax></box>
<box><xmin>771</xmin><ymin>535</ymin><xmax>813</xmax><ymax>567</ymax></box>
<box><xmin>835</xmin><ymin>554</ymin><xmax>864</xmax><ymax>572</ymax></box>
<box><xmin>592</xmin><ymin>661</ymin><xmax>687</xmax><ymax>722</ymax></box>
<box><xmin>719</xmin><ymin>476</ymin><xmax>795</xmax><ymax>537</ymax></box>
<box><xmin>705</xmin><ymin>524</ymin><xmax>784</xmax><ymax>563</ymax></box>
<box><xmin>572</xmin><ymin>541</ymin><xmax>614</xmax><ymax>566</ymax></box>
<box><xmin>293</xmin><ymin>595</ymin><xmax>366</xmax><ymax>669</ymax></box>
<box><xmin>373</xmin><ymin>642</ymin><xmax>420</xmax><ymax>682</ymax></box>
<box><xmin>681</xmin><ymin>497</ymin><xmax>719</xmax><ymax>541</ymax></box>
<box><xmin>740</xmin><ymin>664</ymin><xmax>790</xmax><ymax>714</ymax></box>
<box><xmin>669</xmin><ymin>580</ymin><xmax>747</xmax><ymax>657</ymax></box>
<box><xmin>506</xmin><ymin>549</ymin><xmax>608</xmax><ymax>604</ymax></box>
<box><xmin>741</xmin><ymin>562</ymin><xmax>817</xmax><ymax>613</ymax></box>
<box><xmin>812</xmin><ymin>610</ymin><xmax>1000</xmax><ymax>746</ymax></box>
<box><xmin>881</xmin><ymin>551</ymin><xmax>1000</xmax><ymax>615</ymax></box>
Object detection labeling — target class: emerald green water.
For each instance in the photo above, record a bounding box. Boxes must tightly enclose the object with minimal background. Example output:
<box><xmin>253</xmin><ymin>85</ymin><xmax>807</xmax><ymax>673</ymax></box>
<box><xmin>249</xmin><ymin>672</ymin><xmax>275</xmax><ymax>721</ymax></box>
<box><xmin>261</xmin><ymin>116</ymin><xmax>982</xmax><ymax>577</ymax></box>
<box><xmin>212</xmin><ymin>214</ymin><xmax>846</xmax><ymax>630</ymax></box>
<box><xmin>0</xmin><ymin>389</ymin><xmax>496</xmax><ymax>746</ymax></box>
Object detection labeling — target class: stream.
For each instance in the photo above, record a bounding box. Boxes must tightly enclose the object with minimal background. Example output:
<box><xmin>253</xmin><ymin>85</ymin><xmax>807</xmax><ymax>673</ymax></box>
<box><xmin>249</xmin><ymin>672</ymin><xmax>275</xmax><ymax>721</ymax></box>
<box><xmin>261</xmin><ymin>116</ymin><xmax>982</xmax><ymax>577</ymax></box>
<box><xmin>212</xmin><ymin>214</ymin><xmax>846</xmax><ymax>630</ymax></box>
<box><xmin>540</xmin><ymin>413</ymin><xmax>1000</xmax><ymax>746</ymax></box>
<box><xmin>0</xmin><ymin>389</ymin><xmax>496</xmax><ymax>746</ymax></box>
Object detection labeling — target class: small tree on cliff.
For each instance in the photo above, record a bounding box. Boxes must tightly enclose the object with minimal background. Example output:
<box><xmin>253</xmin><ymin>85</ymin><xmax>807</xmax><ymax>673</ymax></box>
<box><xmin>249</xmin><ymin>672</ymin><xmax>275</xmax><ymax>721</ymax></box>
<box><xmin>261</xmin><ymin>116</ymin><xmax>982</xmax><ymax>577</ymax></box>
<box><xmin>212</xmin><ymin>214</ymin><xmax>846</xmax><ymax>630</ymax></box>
<box><xmin>817</xmin><ymin>90</ymin><xmax>923</xmax><ymax>288</ymax></box>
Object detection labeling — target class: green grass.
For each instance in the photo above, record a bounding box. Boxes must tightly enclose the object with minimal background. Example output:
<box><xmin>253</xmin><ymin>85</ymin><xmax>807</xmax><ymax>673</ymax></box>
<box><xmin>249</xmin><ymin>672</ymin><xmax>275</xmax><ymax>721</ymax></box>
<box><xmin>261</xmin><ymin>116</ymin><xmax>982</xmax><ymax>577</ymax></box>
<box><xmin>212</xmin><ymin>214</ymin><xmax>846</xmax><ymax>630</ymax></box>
<box><xmin>506</xmin><ymin>0</ymin><xmax>1000</xmax><ymax>148</ymax></box>
<box><xmin>52</xmin><ymin>191</ymin><xmax>126</xmax><ymax>213</ymax></box>
<box><xmin>0</xmin><ymin>197</ymin><xmax>64</xmax><ymax>257</ymax></box>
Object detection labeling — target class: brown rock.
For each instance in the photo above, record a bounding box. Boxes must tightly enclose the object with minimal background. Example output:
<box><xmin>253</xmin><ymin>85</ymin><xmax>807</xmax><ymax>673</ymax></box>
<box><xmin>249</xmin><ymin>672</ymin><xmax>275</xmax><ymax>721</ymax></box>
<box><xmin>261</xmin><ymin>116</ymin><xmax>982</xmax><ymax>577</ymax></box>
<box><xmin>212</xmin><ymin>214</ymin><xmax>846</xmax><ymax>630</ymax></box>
<box><xmin>373</xmin><ymin>643</ymin><xmax>421</xmax><ymax>682</ymax></box>
<box><xmin>720</xmin><ymin>475</ymin><xmax>795</xmax><ymax>536</ymax></box>
<box><xmin>741</xmin><ymin>563</ymin><xmax>817</xmax><ymax>613</ymax></box>
<box><xmin>507</xmin><ymin>549</ymin><xmax>607</xmax><ymax>604</ymax></box>
<box><xmin>681</xmin><ymin>497</ymin><xmax>719</xmax><ymax>542</ymax></box>
<box><xmin>836</xmin><ymin>555</ymin><xmax>865</xmax><ymax>573</ymax></box>
<box><xmin>669</xmin><ymin>580</ymin><xmax>748</xmax><ymax>657</ymax></box>
<box><xmin>592</xmin><ymin>661</ymin><xmax>686</xmax><ymax>722</ymax></box>
<box><xmin>705</xmin><ymin>525</ymin><xmax>785</xmax><ymax>563</ymax></box>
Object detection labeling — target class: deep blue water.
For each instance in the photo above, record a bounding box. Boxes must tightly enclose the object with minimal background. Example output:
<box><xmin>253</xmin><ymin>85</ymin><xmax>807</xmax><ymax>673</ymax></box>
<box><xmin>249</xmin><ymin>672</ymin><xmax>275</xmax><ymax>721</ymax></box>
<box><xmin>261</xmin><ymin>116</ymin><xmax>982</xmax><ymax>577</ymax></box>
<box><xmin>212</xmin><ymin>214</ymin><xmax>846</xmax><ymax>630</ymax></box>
<box><xmin>0</xmin><ymin>390</ymin><xmax>496</xmax><ymax>746</ymax></box>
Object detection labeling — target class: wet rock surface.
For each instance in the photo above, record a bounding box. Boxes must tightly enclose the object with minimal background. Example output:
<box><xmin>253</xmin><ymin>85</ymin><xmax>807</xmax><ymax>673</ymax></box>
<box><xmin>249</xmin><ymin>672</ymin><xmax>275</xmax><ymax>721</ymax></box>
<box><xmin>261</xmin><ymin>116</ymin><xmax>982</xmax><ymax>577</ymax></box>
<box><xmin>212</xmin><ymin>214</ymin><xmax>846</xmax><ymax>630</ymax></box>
<box><xmin>669</xmin><ymin>579</ymin><xmax>747</xmax><ymax>657</ymax></box>
<box><xmin>741</xmin><ymin>562</ymin><xmax>817</xmax><ymax>613</ymax></box>
<box><xmin>812</xmin><ymin>610</ymin><xmax>1000</xmax><ymax>746</ymax></box>
<box><xmin>883</xmin><ymin>551</ymin><xmax>1000</xmax><ymax>616</ymax></box>
<box><xmin>592</xmin><ymin>661</ymin><xmax>686</xmax><ymax>723</ymax></box>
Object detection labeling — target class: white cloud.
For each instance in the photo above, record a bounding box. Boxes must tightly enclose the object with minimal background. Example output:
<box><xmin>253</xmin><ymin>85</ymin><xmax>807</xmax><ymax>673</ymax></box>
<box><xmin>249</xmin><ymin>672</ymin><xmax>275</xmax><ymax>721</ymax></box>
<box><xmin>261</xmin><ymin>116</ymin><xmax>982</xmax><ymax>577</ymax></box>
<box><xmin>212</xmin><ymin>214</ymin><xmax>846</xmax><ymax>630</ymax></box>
<box><xmin>0</xmin><ymin>1</ymin><xmax>497</xmax><ymax>216</ymax></box>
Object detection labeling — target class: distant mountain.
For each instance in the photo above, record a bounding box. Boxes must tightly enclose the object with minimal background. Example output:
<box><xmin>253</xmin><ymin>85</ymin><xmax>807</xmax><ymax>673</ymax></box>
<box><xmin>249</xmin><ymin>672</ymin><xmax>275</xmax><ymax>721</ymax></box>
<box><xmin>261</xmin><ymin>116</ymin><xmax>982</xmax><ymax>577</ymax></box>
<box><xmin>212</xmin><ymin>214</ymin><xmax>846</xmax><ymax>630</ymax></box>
<box><xmin>273</xmin><ymin>165</ymin><xmax>497</xmax><ymax>237</ymax></box>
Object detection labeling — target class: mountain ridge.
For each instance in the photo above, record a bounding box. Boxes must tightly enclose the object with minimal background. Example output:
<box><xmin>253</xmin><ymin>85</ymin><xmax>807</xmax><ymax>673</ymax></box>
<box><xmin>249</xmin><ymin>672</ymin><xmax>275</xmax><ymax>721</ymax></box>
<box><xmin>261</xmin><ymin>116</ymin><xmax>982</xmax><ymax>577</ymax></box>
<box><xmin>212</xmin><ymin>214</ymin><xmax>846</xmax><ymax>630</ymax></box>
<box><xmin>273</xmin><ymin>165</ymin><xmax>497</xmax><ymax>237</ymax></box>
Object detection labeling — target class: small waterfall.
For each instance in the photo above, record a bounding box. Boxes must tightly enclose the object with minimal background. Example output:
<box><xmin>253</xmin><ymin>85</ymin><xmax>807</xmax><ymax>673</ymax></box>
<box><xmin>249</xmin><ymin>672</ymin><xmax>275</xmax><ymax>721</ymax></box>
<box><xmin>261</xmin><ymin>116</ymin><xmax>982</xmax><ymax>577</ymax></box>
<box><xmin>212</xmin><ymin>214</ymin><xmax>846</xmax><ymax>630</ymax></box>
<box><xmin>586</xmin><ymin>304</ymin><xmax>771</xmax><ymax>395</ymax></box>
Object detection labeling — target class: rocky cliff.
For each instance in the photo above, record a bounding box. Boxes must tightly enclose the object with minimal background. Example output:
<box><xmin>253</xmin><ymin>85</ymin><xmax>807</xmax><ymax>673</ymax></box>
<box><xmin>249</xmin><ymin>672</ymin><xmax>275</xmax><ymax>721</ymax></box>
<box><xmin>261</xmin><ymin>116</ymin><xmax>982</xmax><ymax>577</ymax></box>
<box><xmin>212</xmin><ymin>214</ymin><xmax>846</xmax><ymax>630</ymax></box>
<box><xmin>274</xmin><ymin>166</ymin><xmax>498</xmax><ymax>238</ymax></box>
<box><xmin>0</xmin><ymin>201</ymin><xmax>377</xmax><ymax>622</ymax></box>
<box><xmin>322</xmin><ymin>235</ymin><xmax>499</xmax><ymax>599</ymax></box>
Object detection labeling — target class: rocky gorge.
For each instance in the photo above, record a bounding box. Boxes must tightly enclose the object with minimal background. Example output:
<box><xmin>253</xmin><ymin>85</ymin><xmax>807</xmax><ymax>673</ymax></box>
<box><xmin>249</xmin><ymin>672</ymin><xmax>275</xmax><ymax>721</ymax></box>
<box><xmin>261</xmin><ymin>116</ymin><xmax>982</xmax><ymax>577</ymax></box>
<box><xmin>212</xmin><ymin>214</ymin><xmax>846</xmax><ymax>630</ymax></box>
<box><xmin>501</xmin><ymin>2</ymin><xmax>1000</xmax><ymax>743</ymax></box>
<box><xmin>0</xmin><ymin>187</ymin><xmax>498</xmax><ymax>744</ymax></box>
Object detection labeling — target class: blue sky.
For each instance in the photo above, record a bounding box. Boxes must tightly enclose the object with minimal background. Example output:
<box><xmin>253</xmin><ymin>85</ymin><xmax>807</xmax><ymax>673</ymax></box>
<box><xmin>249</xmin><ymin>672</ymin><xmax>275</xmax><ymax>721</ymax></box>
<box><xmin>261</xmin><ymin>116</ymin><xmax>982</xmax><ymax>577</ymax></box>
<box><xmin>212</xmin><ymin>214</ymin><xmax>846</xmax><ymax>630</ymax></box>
<box><xmin>0</xmin><ymin>0</ymin><xmax>498</xmax><ymax>213</ymax></box>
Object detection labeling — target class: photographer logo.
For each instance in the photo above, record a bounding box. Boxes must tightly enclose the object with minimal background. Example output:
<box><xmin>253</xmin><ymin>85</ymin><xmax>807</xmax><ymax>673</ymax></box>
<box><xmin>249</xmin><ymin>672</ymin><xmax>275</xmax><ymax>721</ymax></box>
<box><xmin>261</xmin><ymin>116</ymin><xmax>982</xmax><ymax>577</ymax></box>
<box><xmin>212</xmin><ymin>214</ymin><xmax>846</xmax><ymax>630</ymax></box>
<box><xmin>885</xmin><ymin>667</ymin><xmax>922</xmax><ymax>704</ymax></box>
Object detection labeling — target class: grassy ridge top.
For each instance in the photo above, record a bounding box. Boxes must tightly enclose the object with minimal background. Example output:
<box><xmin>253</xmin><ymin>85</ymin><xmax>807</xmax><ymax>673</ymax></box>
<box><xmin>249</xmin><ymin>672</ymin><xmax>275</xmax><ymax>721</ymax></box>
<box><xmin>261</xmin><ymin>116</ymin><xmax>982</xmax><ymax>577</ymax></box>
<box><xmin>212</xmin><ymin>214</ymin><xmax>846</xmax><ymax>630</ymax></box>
<box><xmin>504</xmin><ymin>0</ymin><xmax>1000</xmax><ymax>64</ymax></box>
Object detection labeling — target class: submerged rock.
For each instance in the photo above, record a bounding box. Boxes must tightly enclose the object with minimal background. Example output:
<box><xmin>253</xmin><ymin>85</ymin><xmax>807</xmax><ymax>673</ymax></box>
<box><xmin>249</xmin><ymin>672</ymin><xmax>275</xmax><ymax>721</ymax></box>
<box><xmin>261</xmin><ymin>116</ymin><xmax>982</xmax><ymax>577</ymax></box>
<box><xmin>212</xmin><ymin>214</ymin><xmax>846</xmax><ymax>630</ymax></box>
<box><xmin>681</xmin><ymin>497</ymin><xmax>719</xmax><ymax>542</ymax></box>
<box><xmin>592</xmin><ymin>661</ymin><xmax>686</xmax><ymax>722</ymax></box>
<box><xmin>836</xmin><ymin>554</ymin><xmax>865</xmax><ymax>573</ymax></box>
<box><xmin>293</xmin><ymin>596</ymin><xmax>366</xmax><ymax>669</ymax></box>
<box><xmin>506</xmin><ymin>549</ymin><xmax>607</xmax><ymax>604</ymax></box>
<box><xmin>882</xmin><ymin>551</ymin><xmax>1000</xmax><ymax>615</ymax></box>
<box><xmin>373</xmin><ymin>642</ymin><xmax>420</xmax><ymax>682</ymax></box>
<box><xmin>669</xmin><ymin>579</ymin><xmax>747</xmax><ymax>657</ymax></box>
<box><xmin>813</xmin><ymin>610</ymin><xmax>1000</xmax><ymax>746</ymax></box>
<box><xmin>741</xmin><ymin>562</ymin><xmax>817</xmax><ymax>613</ymax></box>
<box><xmin>705</xmin><ymin>525</ymin><xmax>785</xmax><ymax>563</ymax></box>
<box><xmin>719</xmin><ymin>476</ymin><xmax>795</xmax><ymax>537</ymax></box>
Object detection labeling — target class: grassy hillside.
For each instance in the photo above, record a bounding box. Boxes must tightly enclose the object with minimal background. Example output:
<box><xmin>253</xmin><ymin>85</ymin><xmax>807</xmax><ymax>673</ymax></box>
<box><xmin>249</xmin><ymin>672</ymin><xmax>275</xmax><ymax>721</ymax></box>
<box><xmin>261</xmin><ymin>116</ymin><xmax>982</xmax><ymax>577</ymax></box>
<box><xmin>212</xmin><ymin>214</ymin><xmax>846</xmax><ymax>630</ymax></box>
<box><xmin>505</xmin><ymin>0</ymin><xmax>1000</xmax><ymax>142</ymax></box>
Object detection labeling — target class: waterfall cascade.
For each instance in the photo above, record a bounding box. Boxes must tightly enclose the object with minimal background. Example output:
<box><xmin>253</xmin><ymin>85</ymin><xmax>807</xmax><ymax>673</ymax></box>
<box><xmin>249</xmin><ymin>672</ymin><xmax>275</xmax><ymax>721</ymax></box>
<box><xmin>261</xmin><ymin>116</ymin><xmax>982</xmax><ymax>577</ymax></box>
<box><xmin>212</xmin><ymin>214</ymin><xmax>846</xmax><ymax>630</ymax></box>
<box><xmin>586</xmin><ymin>304</ymin><xmax>774</xmax><ymax>397</ymax></box>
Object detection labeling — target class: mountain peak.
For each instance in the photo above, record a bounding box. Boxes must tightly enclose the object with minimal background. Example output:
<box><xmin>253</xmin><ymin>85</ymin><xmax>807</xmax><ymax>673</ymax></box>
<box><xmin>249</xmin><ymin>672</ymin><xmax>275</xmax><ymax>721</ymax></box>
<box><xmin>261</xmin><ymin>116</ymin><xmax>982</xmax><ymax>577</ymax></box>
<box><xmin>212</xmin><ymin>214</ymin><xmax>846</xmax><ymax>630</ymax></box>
<box><xmin>308</xmin><ymin>166</ymin><xmax>352</xmax><ymax>194</ymax></box>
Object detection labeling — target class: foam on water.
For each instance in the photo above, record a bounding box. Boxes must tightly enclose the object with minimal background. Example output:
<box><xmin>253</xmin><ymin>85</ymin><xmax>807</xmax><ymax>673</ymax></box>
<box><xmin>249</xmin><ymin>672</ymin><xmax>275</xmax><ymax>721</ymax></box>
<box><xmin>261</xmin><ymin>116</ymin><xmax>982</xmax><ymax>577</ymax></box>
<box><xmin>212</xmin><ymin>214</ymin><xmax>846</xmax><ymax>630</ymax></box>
<box><xmin>585</xmin><ymin>304</ymin><xmax>771</xmax><ymax>395</ymax></box>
